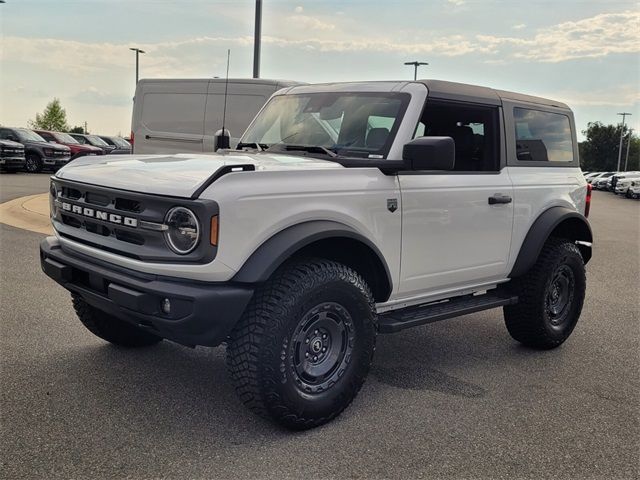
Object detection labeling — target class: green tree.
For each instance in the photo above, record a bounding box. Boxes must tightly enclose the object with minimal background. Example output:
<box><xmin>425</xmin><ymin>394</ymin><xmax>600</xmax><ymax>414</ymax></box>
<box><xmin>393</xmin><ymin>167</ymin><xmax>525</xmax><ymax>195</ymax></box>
<box><xmin>68</xmin><ymin>126</ymin><xmax>86</xmax><ymax>134</ymax></box>
<box><xmin>28</xmin><ymin>98</ymin><xmax>69</xmax><ymax>132</ymax></box>
<box><xmin>579</xmin><ymin>122</ymin><xmax>639</xmax><ymax>172</ymax></box>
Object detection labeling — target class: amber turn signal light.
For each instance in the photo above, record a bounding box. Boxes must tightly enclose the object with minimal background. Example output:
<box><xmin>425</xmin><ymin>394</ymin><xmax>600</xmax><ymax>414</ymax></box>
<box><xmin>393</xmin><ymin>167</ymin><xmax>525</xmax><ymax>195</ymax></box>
<box><xmin>210</xmin><ymin>215</ymin><xmax>219</xmax><ymax>246</ymax></box>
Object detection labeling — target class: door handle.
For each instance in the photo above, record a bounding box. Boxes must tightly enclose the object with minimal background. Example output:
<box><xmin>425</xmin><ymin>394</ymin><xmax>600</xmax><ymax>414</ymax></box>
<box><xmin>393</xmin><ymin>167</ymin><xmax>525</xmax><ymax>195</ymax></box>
<box><xmin>488</xmin><ymin>194</ymin><xmax>512</xmax><ymax>205</ymax></box>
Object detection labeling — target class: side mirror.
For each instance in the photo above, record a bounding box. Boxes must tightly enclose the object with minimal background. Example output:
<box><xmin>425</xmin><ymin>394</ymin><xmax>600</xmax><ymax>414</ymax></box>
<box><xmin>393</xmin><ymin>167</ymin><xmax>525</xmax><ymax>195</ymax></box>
<box><xmin>402</xmin><ymin>136</ymin><xmax>455</xmax><ymax>171</ymax></box>
<box><xmin>214</xmin><ymin>128</ymin><xmax>231</xmax><ymax>151</ymax></box>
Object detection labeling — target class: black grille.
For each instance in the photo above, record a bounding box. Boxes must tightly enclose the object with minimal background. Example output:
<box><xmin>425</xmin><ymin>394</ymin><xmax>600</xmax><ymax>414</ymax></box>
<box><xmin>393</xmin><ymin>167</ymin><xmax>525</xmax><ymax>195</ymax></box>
<box><xmin>51</xmin><ymin>178</ymin><xmax>218</xmax><ymax>263</ymax></box>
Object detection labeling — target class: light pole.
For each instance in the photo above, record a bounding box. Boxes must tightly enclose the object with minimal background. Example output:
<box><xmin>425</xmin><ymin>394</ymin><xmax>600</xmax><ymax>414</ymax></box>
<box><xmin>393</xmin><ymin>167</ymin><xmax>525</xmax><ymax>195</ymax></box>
<box><xmin>404</xmin><ymin>61</ymin><xmax>428</xmax><ymax>81</ymax></box>
<box><xmin>129</xmin><ymin>47</ymin><xmax>145</xmax><ymax>86</ymax></box>
<box><xmin>616</xmin><ymin>112</ymin><xmax>631</xmax><ymax>171</ymax></box>
<box><xmin>624</xmin><ymin>128</ymin><xmax>633</xmax><ymax>171</ymax></box>
<box><xmin>253</xmin><ymin>0</ymin><xmax>262</xmax><ymax>78</ymax></box>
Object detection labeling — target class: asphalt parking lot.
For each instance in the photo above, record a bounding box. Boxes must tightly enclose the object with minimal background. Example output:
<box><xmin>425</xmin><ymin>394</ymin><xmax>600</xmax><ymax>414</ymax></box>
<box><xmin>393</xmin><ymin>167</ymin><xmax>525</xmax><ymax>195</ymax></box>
<box><xmin>1</xmin><ymin>174</ymin><xmax>638</xmax><ymax>479</ymax></box>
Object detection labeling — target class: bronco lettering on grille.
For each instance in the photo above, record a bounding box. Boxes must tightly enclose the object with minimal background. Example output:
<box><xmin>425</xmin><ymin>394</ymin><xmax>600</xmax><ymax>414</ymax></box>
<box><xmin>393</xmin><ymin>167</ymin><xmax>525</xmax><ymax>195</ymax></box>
<box><xmin>61</xmin><ymin>201</ymin><xmax>138</xmax><ymax>227</ymax></box>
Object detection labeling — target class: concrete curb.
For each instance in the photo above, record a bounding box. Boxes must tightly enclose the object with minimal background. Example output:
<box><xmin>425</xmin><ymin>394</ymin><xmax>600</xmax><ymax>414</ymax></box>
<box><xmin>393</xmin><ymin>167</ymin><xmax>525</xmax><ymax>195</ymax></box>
<box><xmin>0</xmin><ymin>193</ymin><xmax>53</xmax><ymax>235</ymax></box>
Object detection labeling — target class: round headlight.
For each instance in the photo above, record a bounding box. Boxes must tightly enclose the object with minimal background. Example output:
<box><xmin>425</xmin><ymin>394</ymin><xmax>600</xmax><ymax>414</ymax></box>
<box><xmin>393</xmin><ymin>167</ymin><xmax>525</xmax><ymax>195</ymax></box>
<box><xmin>164</xmin><ymin>207</ymin><xmax>200</xmax><ymax>254</ymax></box>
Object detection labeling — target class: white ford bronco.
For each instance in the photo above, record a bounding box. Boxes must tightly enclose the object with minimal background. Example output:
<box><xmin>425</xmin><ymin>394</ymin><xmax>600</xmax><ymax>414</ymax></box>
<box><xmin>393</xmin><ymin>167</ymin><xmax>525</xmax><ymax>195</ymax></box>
<box><xmin>41</xmin><ymin>80</ymin><xmax>593</xmax><ymax>429</ymax></box>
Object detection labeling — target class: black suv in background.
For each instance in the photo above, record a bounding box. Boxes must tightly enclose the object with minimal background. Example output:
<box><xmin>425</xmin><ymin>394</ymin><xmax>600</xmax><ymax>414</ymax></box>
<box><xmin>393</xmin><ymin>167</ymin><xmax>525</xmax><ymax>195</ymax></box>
<box><xmin>98</xmin><ymin>135</ymin><xmax>132</xmax><ymax>155</ymax></box>
<box><xmin>0</xmin><ymin>139</ymin><xmax>26</xmax><ymax>172</ymax></box>
<box><xmin>69</xmin><ymin>133</ymin><xmax>115</xmax><ymax>155</ymax></box>
<box><xmin>0</xmin><ymin>127</ymin><xmax>71</xmax><ymax>173</ymax></box>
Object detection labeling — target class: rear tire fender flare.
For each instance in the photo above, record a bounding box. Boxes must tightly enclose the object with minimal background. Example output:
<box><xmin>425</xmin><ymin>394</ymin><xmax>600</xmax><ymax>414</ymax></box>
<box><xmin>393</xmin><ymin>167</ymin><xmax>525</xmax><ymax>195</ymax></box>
<box><xmin>510</xmin><ymin>206</ymin><xmax>592</xmax><ymax>278</ymax></box>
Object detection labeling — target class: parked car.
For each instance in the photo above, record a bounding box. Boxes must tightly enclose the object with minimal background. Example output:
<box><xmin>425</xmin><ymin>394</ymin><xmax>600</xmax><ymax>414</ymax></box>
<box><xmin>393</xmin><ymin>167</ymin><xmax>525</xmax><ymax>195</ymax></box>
<box><xmin>69</xmin><ymin>133</ymin><xmax>115</xmax><ymax>154</ymax></box>
<box><xmin>584</xmin><ymin>172</ymin><xmax>601</xmax><ymax>182</ymax></box>
<box><xmin>98</xmin><ymin>135</ymin><xmax>132</xmax><ymax>155</ymax></box>
<box><xmin>0</xmin><ymin>127</ymin><xmax>71</xmax><ymax>173</ymax></box>
<box><xmin>614</xmin><ymin>174</ymin><xmax>640</xmax><ymax>195</ymax></box>
<box><xmin>626</xmin><ymin>181</ymin><xmax>640</xmax><ymax>199</ymax></box>
<box><xmin>611</xmin><ymin>171</ymin><xmax>640</xmax><ymax>193</ymax></box>
<box><xmin>34</xmin><ymin>130</ymin><xmax>104</xmax><ymax>160</ymax></box>
<box><xmin>42</xmin><ymin>79</ymin><xmax>592</xmax><ymax>429</ymax></box>
<box><xmin>130</xmin><ymin>78</ymin><xmax>302</xmax><ymax>154</ymax></box>
<box><xmin>0</xmin><ymin>139</ymin><xmax>26</xmax><ymax>172</ymax></box>
<box><xmin>593</xmin><ymin>172</ymin><xmax>616</xmax><ymax>190</ymax></box>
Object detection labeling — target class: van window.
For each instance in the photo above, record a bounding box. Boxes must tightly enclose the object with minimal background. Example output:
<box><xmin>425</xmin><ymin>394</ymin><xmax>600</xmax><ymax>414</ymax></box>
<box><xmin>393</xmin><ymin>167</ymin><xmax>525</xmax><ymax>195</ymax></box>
<box><xmin>514</xmin><ymin>108</ymin><xmax>573</xmax><ymax>162</ymax></box>
<box><xmin>142</xmin><ymin>93</ymin><xmax>206</xmax><ymax>135</ymax></box>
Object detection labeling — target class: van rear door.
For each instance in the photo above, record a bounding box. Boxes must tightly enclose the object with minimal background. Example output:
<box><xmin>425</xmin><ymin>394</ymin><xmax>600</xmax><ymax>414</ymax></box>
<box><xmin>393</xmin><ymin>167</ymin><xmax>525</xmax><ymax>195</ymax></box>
<box><xmin>133</xmin><ymin>80</ymin><xmax>208</xmax><ymax>154</ymax></box>
<box><xmin>203</xmin><ymin>81</ymin><xmax>276</xmax><ymax>151</ymax></box>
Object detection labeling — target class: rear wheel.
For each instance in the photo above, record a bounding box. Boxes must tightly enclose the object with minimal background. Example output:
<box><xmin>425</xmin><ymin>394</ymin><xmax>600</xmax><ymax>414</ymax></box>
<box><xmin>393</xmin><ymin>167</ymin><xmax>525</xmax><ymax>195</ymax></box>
<box><xmin>226</xmin><ymin>259</ymin><xmax>376</xmax><ymax>430</ymax></box>
<box><xmin>504</xmin><ymin>238</ymin><xmax>586</xmax><ymax>349</ymax></box>
<box><xmin>72</xmin><ymin>294</ymin><xmax>162</xmax><ymax>347</ymax></box>
<box><xmin>24</xmin><ymin>153</ymin><xmax>42</xmax><ymax>173</ymax></box>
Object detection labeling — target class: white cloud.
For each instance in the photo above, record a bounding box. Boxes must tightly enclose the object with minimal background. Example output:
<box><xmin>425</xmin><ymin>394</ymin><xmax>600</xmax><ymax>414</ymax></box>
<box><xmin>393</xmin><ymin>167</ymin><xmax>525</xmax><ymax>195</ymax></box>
<box><xmin>294</xmin><ymin>6</ymin><xmax>303</xmax><ymax>14</ymax></box>
<box><xmin>479</xmin><ymin>10</ymin><xmax>640</xmax><ymax>62</ymax></box>
<box><xmin>286</xmin><ymin>14</ymin><xmax>336</xmax><ymax>31</ymax></box>
<box><xmin>512</xmin><ymin>23</ymin><xmax>526</xmax><ymax>30</ymax></box>
<box><xmin>72</xmin><ymin>87</ymin><xmax>131</xmax><ymax>106</ymax></box>
<box><xmin>447</xmin><ymin>0</ymin><xmax>465</xmax><ymax>5</ymax></box>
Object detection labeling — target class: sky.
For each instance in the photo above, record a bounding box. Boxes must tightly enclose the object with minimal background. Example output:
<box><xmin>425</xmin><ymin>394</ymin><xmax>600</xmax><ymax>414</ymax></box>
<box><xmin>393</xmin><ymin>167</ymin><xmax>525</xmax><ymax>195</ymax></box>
<box><xmin>1</xmin><ymin>0</ymin><xmax>639</xmax><ymax>139</ymax></box>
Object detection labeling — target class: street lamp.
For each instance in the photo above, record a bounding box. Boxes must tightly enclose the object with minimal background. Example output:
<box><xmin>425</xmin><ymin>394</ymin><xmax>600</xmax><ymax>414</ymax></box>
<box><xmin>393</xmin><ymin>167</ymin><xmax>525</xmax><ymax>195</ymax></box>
<box><xmin>129</xmin><ymin>47</ymin><xmax>145</xmax><ymax>86</ymax></box>
<box><xmin>616</xmin><ymin>112</ymin><xmax>631</xmax><ymax>171</ymax></box>
<box><xmin>624</xmin><ymin>128</ymin><xmax>633</xmax><ymax>172</ymax></box>
<box><xmin>404</xmin><ymin>61</ymin><xmax>428</xmax><ymax>81</ymax></box>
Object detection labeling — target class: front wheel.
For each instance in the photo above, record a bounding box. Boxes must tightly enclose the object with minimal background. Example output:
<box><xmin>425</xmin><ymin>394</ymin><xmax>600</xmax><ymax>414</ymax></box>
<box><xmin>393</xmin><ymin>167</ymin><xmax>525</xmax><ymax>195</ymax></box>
<box><xmin>24</xmin><ymin>153</ymin><xmax>43</xmax><ymax>173</ymax></box>
<box><xmin>504</xmin><ymin>238</ymin><xmax>586</xmax><ymax>349</ymax></box>
<box><xmin>226</xmin><ymin>259</ymin><xmax>376</xmax><ymax>430</ymax></box>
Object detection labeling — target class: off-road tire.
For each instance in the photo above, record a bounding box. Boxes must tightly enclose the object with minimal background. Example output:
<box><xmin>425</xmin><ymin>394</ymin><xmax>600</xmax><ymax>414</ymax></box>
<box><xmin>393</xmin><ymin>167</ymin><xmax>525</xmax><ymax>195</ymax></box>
<box><xmin>24</xmin><ymin>153</ymin><xmax>43</xmax><ymax>173</ymax></box>
<box><xmin>226</xmin><ymin>258</ymin><xmax>376</xmax><ymax>430</ymax></box>
<box><xmin>504</xmin><ymin>238</ymin><xmax>586</xmax><ymax>349</ymax></box>
<box><xmin>72</xmin><ymin>294</ymin><xmax>162</xmax><ymax>347</ymax></box>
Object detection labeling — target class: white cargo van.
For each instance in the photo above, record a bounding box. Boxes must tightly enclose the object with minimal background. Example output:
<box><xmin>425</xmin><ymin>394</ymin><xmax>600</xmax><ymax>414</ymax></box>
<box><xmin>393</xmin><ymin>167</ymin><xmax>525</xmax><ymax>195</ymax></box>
<box><xmin>130</xmin><ymin>78</ymin><xmax>301</xmax><ymax>154</ymax></box>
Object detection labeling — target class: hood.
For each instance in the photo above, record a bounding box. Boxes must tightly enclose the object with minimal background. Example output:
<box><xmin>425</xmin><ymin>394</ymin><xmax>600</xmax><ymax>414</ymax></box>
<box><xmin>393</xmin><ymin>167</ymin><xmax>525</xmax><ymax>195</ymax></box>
<box><xmin>72</xmin><ymin>143</ymin><xmax>102</xmax><ymax>152</ymax></box>
<box><xmin>54</xmin><ymin>151</ymin><xmax>342</xmax><ymax>198</ymax></box>
<box><xmin>0</xmin><ymin>139</ymin><xmax>24</xmax><ymax>148</ymax></box>
<box><xmin>28</xmin><ymin>139</ymin><xmax>70</xmax><ymax>151</ymax></box>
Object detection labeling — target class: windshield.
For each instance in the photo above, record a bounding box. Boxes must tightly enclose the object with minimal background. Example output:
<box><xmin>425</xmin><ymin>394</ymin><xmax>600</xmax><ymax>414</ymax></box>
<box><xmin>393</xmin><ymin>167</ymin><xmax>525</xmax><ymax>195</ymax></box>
<box><xmin>110</xmin><ymin>136</ymin><xmax>131</xmax><ymax>148</ymax></box>
<box><xmin>55</xmin><ymin>132</ymin><xmax>79</xmax><ymax>144</ymax></box>
<box><xmin>17</xmin><ymin>129</ymin><xmax>47</xmax><ymax>142</ymax></box>
<box><xmin>241</xmin><ymin>92</ymin><xmax>410</xmax><ymax>158</ymax></box>
<box><xmin>87</xmin><ymin>135</ymin><xmax>109</xmax><ymax>147</ymax></box>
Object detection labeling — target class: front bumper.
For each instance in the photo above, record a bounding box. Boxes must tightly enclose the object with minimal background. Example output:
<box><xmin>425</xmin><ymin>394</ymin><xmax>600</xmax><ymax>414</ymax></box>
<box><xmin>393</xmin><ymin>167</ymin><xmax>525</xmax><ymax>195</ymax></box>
<box><xmin>40</xmin><ymin>236</ymin><xmax>254</xmax><ymax>347</ymax></box>
<box><xmin>43</xmin><ymin>155</ymin><xmax>71</xmax><ymax>167</ymax></box>
<box><xmin>0</xmin><ymin>156</ymin><xmax>26</xmax><ymax>169</ymax></box>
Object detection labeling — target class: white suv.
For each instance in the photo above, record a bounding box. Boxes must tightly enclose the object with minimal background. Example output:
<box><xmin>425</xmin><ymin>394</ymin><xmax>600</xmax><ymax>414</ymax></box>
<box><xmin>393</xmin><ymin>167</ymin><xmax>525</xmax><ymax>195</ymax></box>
<box><xmin>41</xmin><ymin>80</ymin><xmax>593</xmax><ymax>429</ymax></box>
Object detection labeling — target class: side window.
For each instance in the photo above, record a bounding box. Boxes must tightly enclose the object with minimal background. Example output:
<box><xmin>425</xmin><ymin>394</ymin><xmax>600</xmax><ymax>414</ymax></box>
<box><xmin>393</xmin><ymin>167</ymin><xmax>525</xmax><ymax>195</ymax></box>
<box><xmin>0</xmin><ymin>129</ymin><xmax>11</xmax><ymax>140</ymax></box>
<box><xmin>415</xmin><ymin>101</ymin><xmax>500</xmax><ymax>171</ymax></box>
<box><xmin>514</xmin><ymin>108</ymin><xmax>573</xmax><ymax>162</ymax></box>
<box><xmin>39</xmin><ymin>132</ymin><xmax>54</xmax><ymax>142</ymax></box>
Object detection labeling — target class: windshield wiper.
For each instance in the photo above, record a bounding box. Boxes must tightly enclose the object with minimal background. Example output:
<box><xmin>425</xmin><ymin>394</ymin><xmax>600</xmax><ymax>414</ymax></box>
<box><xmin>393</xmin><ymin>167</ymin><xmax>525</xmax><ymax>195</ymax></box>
<box><xmin>267</xmin><ymin>144</ymin><xmax>338</xmax><ymax>158</ymax></box>
<box><xmin>237</xmin><ymin>142</ymin><xmax>268</xmax><ymax>151</ymax></box>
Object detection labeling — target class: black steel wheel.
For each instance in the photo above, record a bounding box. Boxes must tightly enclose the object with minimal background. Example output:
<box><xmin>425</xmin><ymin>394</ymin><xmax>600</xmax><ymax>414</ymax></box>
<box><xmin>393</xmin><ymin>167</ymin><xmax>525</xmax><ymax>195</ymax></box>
<box><xmin>504</xmin><ymin>238</ymin><xmax>586</xmax><ymax>349</ymax></box>
<box><xmin>226</xmin><ymin>258</ymin><xmax>376</xmax><ymax>430</ymax></box>
<box><xmin>289</xmin><ymin>302</ymin><xmax>355</xmax><ymax>394</ymax></box>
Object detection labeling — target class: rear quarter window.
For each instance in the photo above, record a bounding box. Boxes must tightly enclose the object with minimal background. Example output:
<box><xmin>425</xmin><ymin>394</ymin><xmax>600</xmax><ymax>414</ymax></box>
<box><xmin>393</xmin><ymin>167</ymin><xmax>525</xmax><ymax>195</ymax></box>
<box><xmin>514</xmin><ymin>108</ymin><xmax>574</xmax><ymax>163</ymax></box>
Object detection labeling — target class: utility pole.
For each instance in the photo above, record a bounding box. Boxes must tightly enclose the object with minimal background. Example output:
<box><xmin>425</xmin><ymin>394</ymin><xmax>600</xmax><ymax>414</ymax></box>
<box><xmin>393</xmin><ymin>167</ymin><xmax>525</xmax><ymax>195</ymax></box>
<box><xmin>404</xmin><ymin>61</ymin><xmax>428</xmax><ymax>81</ymax></box>
<box><xmin>624</xmin><ymin>128</ymin><xmax>633</xmax><ymax>171</ymax></box>
<box><xmin>84</xmin><ymin>121</ymin><xmax>87</xmax><ymax>134</ymax></box>
<box><xmin>616</xmin><ymin>112</ymin><xmax>631</xmax><ymax>171</ymax></box>
<box><xmin>253</xmin><ymin>0</ymin><xmax>262</xmax><ymax>78</ymax></box>
<box><xmin>129</xmin><ymin>47</ymin><xmax>145</xmax><ymax>86</ymax></box>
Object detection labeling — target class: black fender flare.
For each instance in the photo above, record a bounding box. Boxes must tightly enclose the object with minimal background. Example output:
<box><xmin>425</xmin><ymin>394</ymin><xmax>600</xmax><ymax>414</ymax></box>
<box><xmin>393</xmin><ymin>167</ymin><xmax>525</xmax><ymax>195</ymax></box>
<box><xmin>509</xmin><ymin>206</ymin><xmax>593</xmax><ymax>278</ymax></box>
<box><xmin>232</xmin><ymin>220</ymin><xmax>393</xmax><ymax>290</ymax></box>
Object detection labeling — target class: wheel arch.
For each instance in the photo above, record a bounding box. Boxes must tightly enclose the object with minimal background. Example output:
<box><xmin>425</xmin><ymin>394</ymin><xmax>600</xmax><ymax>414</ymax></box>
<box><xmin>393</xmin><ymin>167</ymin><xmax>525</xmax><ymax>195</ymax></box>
<box><xmin>509</xmin><ymin>206</ymin><xmax>593</xmax><ymax>278</ymax></box>
<box><xmin>231</xmin><ymin>220</ymin><xmax>393</xmax><ymax>302</ymax></box>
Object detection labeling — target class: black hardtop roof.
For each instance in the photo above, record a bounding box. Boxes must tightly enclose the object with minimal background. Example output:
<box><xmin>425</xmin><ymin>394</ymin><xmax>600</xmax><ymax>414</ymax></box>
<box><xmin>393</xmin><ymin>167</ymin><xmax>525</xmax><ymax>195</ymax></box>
<box><xmin>419</xmin><ymin>79</ymin><xmax>569</xmax><ymax>109</ymax></box>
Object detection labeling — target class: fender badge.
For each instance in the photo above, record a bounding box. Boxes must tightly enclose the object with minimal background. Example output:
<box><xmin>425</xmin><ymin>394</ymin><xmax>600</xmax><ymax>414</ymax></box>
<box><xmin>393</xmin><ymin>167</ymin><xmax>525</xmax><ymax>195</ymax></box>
<box><xmin>387</xmin><ymin>198</ymin><xmax>398</xmax><ymax>213</ymax></box>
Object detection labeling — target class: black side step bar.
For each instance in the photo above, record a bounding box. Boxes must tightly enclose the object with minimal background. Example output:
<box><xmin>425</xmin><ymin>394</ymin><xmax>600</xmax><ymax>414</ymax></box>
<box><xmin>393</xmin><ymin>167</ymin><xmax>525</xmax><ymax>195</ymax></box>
<box><xmin>378</xmin><ymin>292</ymin><xmax>518</xmax><ymax>333</ymax></box>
